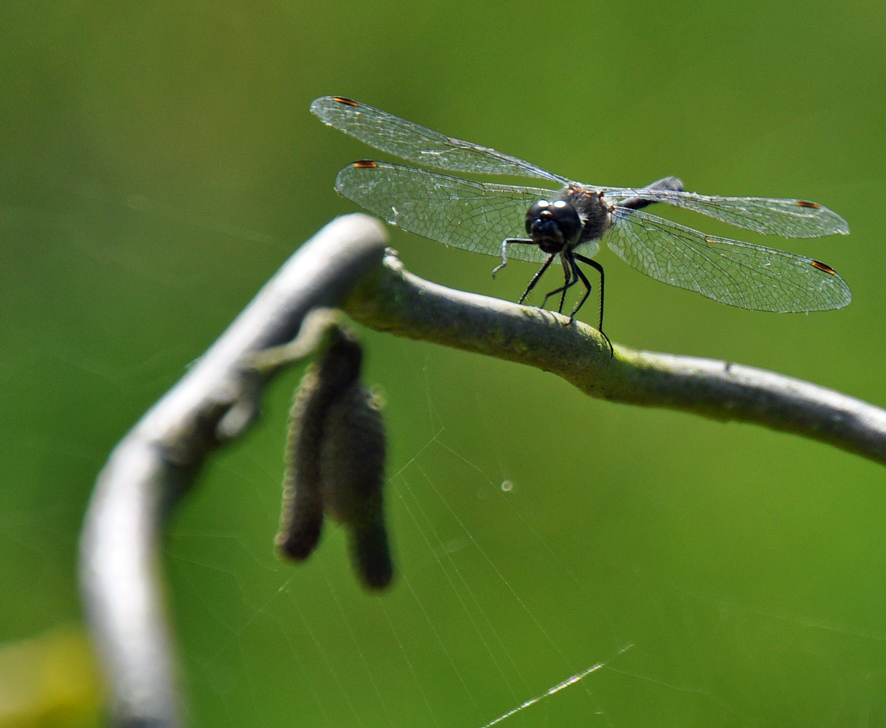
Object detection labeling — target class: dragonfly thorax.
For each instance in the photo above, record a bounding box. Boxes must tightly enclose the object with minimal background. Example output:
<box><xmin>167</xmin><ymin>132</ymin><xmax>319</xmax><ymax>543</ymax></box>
<box><xmin>559</xmin><ymin>186</ymin><xmax>612</xmax><ymax>244</ymax></box>
<box><xmin>525</xmin><ymin>199</ymin><xmax>583</xmax><ymax>254</ymax></box>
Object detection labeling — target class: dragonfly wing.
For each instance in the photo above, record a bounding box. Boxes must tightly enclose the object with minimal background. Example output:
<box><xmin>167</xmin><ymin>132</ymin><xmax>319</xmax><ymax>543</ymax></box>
<box><xmin>312</xmin><ymin>97</ymin><xmax>566</xmax><ymax>184</ymax></box>
<box><xmin>605</xmin><ymin>208</ymin><xmax>851</xmax><ymax>311</ymax></box>
<box><xmin>335</xmin><ymin>162</ymin><xmax>557</xmax><ymax>264</ymax></box>
<box><xmin>605</xmin><ymin>188</ymin><xmax>849</xmax><ymax>238</ymax></box>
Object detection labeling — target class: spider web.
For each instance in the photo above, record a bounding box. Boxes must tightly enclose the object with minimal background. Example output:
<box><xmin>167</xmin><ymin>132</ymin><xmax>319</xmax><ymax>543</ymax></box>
<box><xmin>158</xmin><ymin>333</ymin><xmax>883</xmax><ymax>728</ymax></box>
<box><xmin>102</xmin><ymin>187</ymin><xmax>879</xmax><ymax>724</ymax></box>
<box><xmin>163</xmin><ymin>349</ymin><xmax>645</xmax><ymax>727</ymax></box>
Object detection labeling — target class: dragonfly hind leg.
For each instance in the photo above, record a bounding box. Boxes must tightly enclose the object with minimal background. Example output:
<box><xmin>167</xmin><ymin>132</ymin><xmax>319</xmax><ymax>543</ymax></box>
<box><xmin>572</xmin><ymin>253</ymin><xmax>612</xmax><ymax>357</ymax></box>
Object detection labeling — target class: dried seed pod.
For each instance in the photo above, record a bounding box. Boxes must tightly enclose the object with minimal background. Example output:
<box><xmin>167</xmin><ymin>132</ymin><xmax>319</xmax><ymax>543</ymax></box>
<box><xmin>274</xmin><ymin>324</ymin><xmax>393</xmax><ymax>590</ymax></box>
<box><xmin>275</xmin><ymin>329</ymin><xmax>362</xmax><ymax>562</ymax></box>
<box><xmin>319</xmin><ymin>384</ymin><xmax>392</xmax><ymax>590</ymax></box>
<box><xmin>275</xmin><ymin>369</ymin><xmax>325</xmax><ymax>561</ymax></box>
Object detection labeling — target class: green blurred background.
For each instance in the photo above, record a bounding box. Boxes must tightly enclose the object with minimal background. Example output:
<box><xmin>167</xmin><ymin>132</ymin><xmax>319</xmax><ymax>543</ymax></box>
<box><xmin>1</xmin><ymin>1</ymin><xmax>885</xmax><ymax>726</ymax></box>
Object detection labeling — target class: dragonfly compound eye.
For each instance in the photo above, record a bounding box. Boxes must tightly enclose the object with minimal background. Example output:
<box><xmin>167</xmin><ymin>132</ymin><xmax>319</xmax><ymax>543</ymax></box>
<box><xmin>525</xmin><ymin>199</ymin><xmax>583</xmax><ymax>251</ymax></box>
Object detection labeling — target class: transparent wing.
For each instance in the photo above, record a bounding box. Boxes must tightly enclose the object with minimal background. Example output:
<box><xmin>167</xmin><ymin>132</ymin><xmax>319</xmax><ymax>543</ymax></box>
<box><xmin>312</xmin><ymin>96</ymin><xmax>566</xmax><ymax>184</ymax></box>
<box><xmin>605</xmin><ymin>208</ymin><xmax>851</xmax><ymax>312</ymax></box>
<box><xmin>335</xmin><ymin>161</ymin><xmax>564</xmax><ymax>264</ymax></box>
<box><xmin>605</xmin><ymin>188</ymin><xmax>849</xmax><ymax>238</ymax></box>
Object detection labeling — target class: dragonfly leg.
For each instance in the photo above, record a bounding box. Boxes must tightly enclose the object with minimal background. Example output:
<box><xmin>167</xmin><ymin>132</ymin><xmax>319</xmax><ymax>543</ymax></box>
<box><xmin>573</xmin><ymin>254</ymin><xmax>612</xmax><ymax>356</ymax></box>
<box><xmin>564</xmin><ymin>255</ymin><xmax>591</xmax><ymax>319</ymax></box>
<box><xmin>540</xmin><ymin>259</ymin><xmax>579</xmax><ymax>313</ymax></box>
<box><xmin>493</xmin><ymin>238</ymin><xmax>532</xmax><ymax>278</ymax></box>
<box><xmin>557</xmin><ymin>262</ymin><xmax>572</xmax><ymax>314</ymax></box>
<box><xmin>517</xmin><ymin>254</ymin><xmax>557</xmax><ymax>305</ymax></box>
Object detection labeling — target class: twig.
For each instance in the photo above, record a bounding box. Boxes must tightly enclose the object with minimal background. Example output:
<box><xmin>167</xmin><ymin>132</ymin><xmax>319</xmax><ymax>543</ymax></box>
<box><xmin>78</xmin><ymin>214</ymin><xmax>388</xmax><ymax>728</ymax></box>
<box><xmin>347</xmin><ymin>252</ymin><xmax>886</xmax><ymax>466</ymax></box>
<box><xmin>79</xmin><ymin>213</ymin><xmax>885</xmax><ymax>728</ymax></box>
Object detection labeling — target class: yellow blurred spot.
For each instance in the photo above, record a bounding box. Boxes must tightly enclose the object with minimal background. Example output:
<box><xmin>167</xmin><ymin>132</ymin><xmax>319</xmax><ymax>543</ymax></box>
<box><xmin>0</xmin><ymin>625</ymin><xmax>103</xmax><ymax>728</ymax></box>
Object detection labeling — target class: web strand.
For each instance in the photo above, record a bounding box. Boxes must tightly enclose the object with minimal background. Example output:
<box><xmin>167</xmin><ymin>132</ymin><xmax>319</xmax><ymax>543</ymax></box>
<box><xmin>478</xmin><ymin>643</ymin><xmax>633</xmax><ymax>728</ymax></box>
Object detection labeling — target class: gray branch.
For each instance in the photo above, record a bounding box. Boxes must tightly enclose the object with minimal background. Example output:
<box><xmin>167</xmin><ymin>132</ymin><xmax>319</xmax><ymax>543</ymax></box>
<box><xmin>80</xmin><ymin>213</ymin><xmax>886</xmax><ymax>727</ymax></box>
<box><xmin>79</xmin><ymin>214</ymin><xmax>388</xmax><ymax>728</ymax></box>
<box><xmin>346</xmin><ymin>254</ymin><xmax>886</xmax><ymax>466</ymax></box>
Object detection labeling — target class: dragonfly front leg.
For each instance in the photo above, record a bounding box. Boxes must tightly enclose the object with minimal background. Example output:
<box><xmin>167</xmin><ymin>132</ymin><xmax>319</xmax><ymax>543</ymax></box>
<box><xmin>492</xmin><ymin>238</ymin><xmax>531</xmax><ymax>277</ymax></box>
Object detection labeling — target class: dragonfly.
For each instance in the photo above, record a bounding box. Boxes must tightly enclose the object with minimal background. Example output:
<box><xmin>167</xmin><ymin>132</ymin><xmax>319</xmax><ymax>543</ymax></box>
<box><xmin>311</xmin><ymin>96</ymin><xmax>851</xmax><ymax>349</ymax></box>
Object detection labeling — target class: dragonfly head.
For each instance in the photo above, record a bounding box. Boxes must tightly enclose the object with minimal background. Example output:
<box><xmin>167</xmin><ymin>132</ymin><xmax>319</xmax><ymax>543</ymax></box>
<box><xmin>525</xmin><ymin>199</ymin><xmax>583</xmax><ymax>253</ymax></box>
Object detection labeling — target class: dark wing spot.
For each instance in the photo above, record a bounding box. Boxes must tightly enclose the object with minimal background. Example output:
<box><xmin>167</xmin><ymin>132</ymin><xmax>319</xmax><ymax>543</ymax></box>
<box><xmin>333</xmin><ymin>96</ymin><xmax>359</xmax><ymax>107</ymax></box>
<box><xmin>796</xmin><ymin>200</ymin><xmax>821</xmax><ymax>209</ymax></box>
<box><xmin>810</xmin><ymin>260</ymin><xmax>837</xmax><ymax>275</ymax></box>
<box><xmin>353</xmin><ymin>160</ymin><xmax>379</xmax><ymax>169</ymax></box>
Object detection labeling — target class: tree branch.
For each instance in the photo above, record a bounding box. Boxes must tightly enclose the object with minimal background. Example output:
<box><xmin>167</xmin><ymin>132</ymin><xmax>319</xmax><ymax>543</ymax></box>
<box><xmin>79</xmin><ymin>214</ymin><xmax>388</xmax><ymax>728</ymax></box>
<box><xmin>80</xmin><ymin>213</ymin><xmax>885</xmax><ymax>727</ymax></box>
<box><xmin>347</xmin><ymin>252</ymin><xmax>886</xmax><ymax>466</ymax></box>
